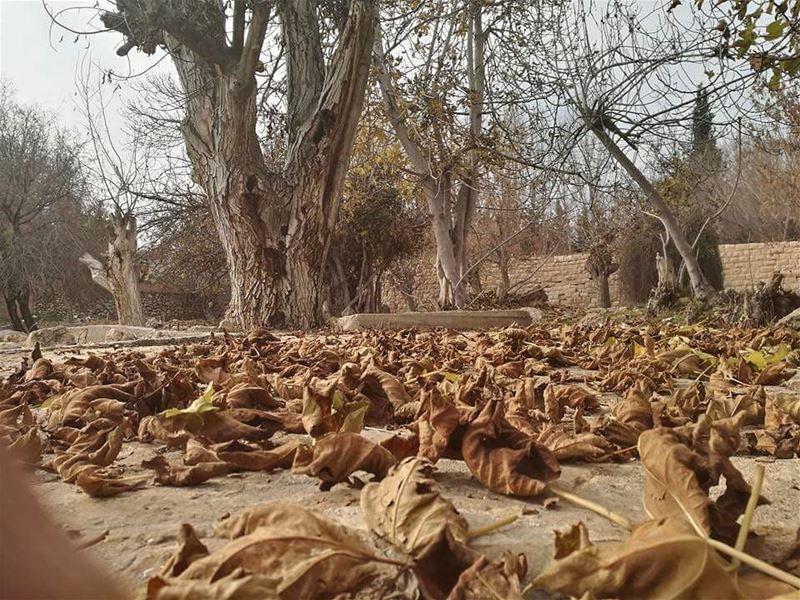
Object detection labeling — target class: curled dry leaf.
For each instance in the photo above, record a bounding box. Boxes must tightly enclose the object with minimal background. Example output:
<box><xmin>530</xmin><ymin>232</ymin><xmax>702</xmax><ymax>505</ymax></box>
<box><xmin>140</xmin><ymin>410</ymin><xmax>272</xmax><ymax>447</ymax></box>
<box><xmin>164</xmin><ymin>503</ymin><xmax>398</xmax><ymax>600</ymax></box>
<box><xmin>360</xmin><ymin>364</ymin><xmax>413</xmax><ymax>410</ymax></box>
<box><xmin>416</xmin><ymin>386</ymin><xmax>461</xmax><ymax>463</ymax></box>
<box><xmin>146</xmin><ymin>570</ymin><xmax>278</xmax><ymax>600</ymax></box>
<box><xmin>361</xmin><ymin>457</ymin><xmax>475</xmax><ymax>598</ymax></box>
<box><xmin>462</xmin><ymin>400</ymin><xmax>560</xmax><ymax>497</ymax></box>
<box><xmin>537</xmin><ymin>426</ymin><xmax>612</xmax><ymax>462</ymax></box>
<box><xmin>533</xmin><ymin>517</ymin><xmax>794</xmax><ymax>600</ymax></box>
<box><xmin>292</xmin><ymin>432</ymin><xmax>397</xmax><ymax>487</ymax></box>
<box><xmin>448</xmin><ymin>553</ymin><xmax>527</xmax><ymax>600</ymax></box>
<box><xmin>160</xmin><ymin>524</ymin><xmax>209</xmax><ymax>577</ymax></box>
<box><xmin>765</xmin><ymin>393</ymin><xmax>800</xmax><ymax>430</ymax></box>
<box><xmin>542</xmin><ymin>384</ymin><xmax>600</xmax><ymax>424</ymax></box>
<box><xmin>142</xmin><ymin>454</ymin><xmax>229</xmax><ymax>487</ymax></box>
<box><xmin>638</xmin><ymin>415</ymin><xmax>763</xmax><ymax>543</ymax></box>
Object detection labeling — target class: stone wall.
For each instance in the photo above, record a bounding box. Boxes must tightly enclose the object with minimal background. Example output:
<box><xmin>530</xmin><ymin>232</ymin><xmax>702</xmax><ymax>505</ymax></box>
<box><xmin>384</xmin><ymin>240</ymin><xmax>800</xmax><ymax>311</ymax></box>
<box><xmin>718</xmin><ymin>241</ymin><xmax>800</xmax><ymax>291</ymax></box>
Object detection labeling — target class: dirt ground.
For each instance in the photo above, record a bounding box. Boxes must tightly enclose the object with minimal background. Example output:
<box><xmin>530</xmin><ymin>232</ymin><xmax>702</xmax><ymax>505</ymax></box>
<box><xmin>27</xmin><ymin>444</ymin><xmax>799</xmax><ymax>596</ymax></box>
<box><xmin>3</xmin><ymin>337</ymin><xmax>798</xmax><ymax>597</ymax></box>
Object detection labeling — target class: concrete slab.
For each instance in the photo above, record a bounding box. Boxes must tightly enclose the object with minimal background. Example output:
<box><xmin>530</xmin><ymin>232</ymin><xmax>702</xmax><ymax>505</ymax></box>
<box><xmin>335</xmin><ymin>308</ymin><xmax>542</xmax><ymax>331</ymax></box>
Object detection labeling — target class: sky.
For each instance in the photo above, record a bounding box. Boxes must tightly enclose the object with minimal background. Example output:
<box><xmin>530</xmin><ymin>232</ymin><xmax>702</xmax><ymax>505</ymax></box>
<box><xmin>0</xmin><ymin>0</ymin><xmax>171</xmax><ymax>141</ymax></box>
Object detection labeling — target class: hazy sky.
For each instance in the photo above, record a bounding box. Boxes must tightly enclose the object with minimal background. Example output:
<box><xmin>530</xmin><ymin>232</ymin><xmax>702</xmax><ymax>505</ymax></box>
<box><xmin>0</xmin><ymin>0</ymin><xmax>170</xmax><ymax>139</ymax></box>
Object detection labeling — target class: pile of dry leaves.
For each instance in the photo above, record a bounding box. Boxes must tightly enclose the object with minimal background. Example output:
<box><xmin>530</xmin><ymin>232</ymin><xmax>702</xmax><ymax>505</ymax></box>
<box><xmin>1</xmin><ymin>319</ymin><xmax>799</xmax><ymax>598</ymax></box>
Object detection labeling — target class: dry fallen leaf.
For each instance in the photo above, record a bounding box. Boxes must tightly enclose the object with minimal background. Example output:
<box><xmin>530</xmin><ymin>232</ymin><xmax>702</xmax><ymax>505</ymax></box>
<box><xmin>462</xmin><ymin>400</ymin><xmax>560</xmax><ymax>497</ymax></box>
<box><xmin>533</xmin><ymin>517</ymin><xmax>793</xmax><ymax>600</ymax></box>
<box><xmin>361</xmin><ymin>457</ymin><xmax>476</xmax><ymax>598</ymax></box>
<box><xmin>292</xmin><ymin>431</ymin><xmax>397</xmax><ymax>487</ymax></box>
<box><xmin>167</xmin><ymin>503</ymin><xmax>399</xmax><ymax>599</ymax></box>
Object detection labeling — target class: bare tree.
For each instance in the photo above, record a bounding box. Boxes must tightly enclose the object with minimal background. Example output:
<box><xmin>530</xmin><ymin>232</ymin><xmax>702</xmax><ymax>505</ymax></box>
<box><xmin>78</xmin><ymin>0</ymin><xmax>377</xmax><ymax>328</ymax></box>
<box><xmin>374</xmin><ymin>0</ymin><xmax>487</xmax><ymax>308</ymax></box>
<box><xmin>0</xmin><ymin>84</ymin><xmax>86</xmax><ymax>331</ymax></box>
<box><xmin>77</xmin><ymin>69</ymin><xmax>146</xmax><ymax>326</ymax></box>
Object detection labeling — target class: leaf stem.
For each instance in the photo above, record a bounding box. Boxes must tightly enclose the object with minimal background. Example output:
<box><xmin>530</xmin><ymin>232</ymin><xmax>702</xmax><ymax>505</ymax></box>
<box><xmin>549</xmin><ymin>481</ymin><xmax>800</xmax><ymax>590</ymax></box>
<box><xmin>728</xmin><ymin>463</ymin><xmax>765</xmax><ymax>572</ymax></box>
<box><xmin>547</xmin><ymin>484</ymin><xmax>634</xmax><ymax>531</ymax></box>
<box><xmin>467</xmin><ymin>512</ymin><xmax>519</xmax><ymax>540</ymax></box>
<box><xmin>705</xmin><ymin>537</ymin><xmax>800</xmax><ymax>589</ymax></box>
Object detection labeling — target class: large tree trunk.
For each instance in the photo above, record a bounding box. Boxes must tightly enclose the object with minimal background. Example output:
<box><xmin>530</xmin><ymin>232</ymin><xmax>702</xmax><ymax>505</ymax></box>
<box><xmin>585</xmin><ymin>248</ymin><xmax>618</xmax><ymax>309</ymax></box>
<box><xmin>16</xmin><ymin>289</ymin><xmax>37</xmax><ymax>332</ymax></box>
<box><xmin>594</xmin><ymin>273</ymin><xmax>612</xmax><ymax>308</ymax></box>
<box><xmin>160</xmin><ymin>2</ymin><xmax>374</xmax><ymax>330</ymax></box>
<box><xmin>4</xmin><ymin>293</ymin><xmax>25</xmax><ymax>332</ymax></box>
<box><xmin>80</xmin><ymin>213</ymin><xmax>145</xmax><ymax>327</ymax></box>
<box><xmin>106</xmin><ymin>213</ymin><xmax>145</xmax><ymax>326</ymax></box>
<box><xmin>588</xmin><ymin>124</ymin><xmax>713</xmax><ymax>299</ymax></box>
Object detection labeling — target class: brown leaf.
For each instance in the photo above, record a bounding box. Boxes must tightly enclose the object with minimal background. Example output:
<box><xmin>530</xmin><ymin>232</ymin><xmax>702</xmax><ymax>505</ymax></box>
<box><xmin>139</xmin><ymin>411</ymin><xmax>272</xmax><ymax>447</ymax></box>
<box><xmin>142</xmin><ymin>455</ymin><xmax>229</xmax><ymax>486</ymax></box>
<box><xmin>462</xmin><ymin>400</ymin><xmax>560</xmax><ymax>497</ymax></box>
<box><xmin>537</xmin><ymin>426</ymin><xmax>612</xmax><ymax>462</ymax></box>
<box><xmin>360</xmin><ymin>364</ymin><xmax>412</xmax><ymax>409</ymax></box>
<box><xmin>416</xmin><ymin>386</ymin><xmax>460</xmax><ymax>463</ymax></box>
<box><xmin>160</xmin><ymin>524</ymin><xmax>209</xmax><ymax>577</ymax></box>
<box><xmin>765</xmin><ymin>393</ymin><xmax>800</xmax><ymax>430</ymax></box>
<box><xmin>380</xmin><ymin>430</ymin><xmax>420</xmax><ymax>460</ymax></box>
<box><xmin>533</xmin><ymin>517</ymin><xmax>781</xmax><ymax>600</ymax></box>
<box><xmin>214</xmin><ymin>439</ymin><xmax>301</xmax><ymax>472</ymax></box>
<box><xmin>6</xmin><ymin>427</ymin><xmax>42</xmax><ymax>465</ymax></box>
<box><xmin>361</xmin><ymin>457</ymin><xmax>475</xmax><ymax>598</ymax></box>
<box><xmin>292</xmin><ymin>432</ymin><xmax>397</xmax><ymax>487</ymax></box>
<box><xmin>542</xmin><ymin>384</ymin><xmax>600</xmax><ymax>424</ymax></box>
<box><xmin>638</xmin><ymin>415</ymin><xmax>764</xmax><ymax>542</ymax></box>
<box><xmin>146</xmin><ymin>571</ymin><xmax>278</xmax><ymax>600</ymax></box>
<box><xmin>74</xmin><ymin>466</ymin><xmax>148</xmax><ymax>497</ymax></box>
<box><xmin>176</xmin><ymin>503</ymin><xmax>396</xmax><ymax>599</ymax></box>
<box><xmin>447</xmin><ymin>553</ymin><xmax>526</xmax><ymax>600</ymax></box>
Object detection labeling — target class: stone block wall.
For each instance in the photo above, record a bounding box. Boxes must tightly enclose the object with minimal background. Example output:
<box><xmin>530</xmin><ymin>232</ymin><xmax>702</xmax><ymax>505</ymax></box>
<box><xmin>384</xmin><ymin>240</ymin><xmax>800</xmax><ymax>311</ymax></box>
<box><xmin>717</xmin><ymin>241</ymin><xmax>800</xmax><ymax>291</ymax></box>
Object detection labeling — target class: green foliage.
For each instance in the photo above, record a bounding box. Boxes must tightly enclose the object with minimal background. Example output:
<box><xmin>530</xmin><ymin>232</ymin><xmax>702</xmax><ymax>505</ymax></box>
<box><xmin>685</xmin><ymin>0</ymin><xmax>800</xmax><ymax>86</ymax></box>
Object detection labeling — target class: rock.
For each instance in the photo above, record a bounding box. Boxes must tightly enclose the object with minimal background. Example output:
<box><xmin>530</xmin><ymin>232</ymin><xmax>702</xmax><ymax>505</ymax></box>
<box><xmin>218</xmin><ymin>319</ymin><xmax>239</xmax><ymax>331</ymax></box>
<box><xmin>777</xmin><ymin>306</ymin><xmax>800</xmax><ymax>329</ymax></box>
<box><xmin>334</xmin><ymin>309</ymin><xmax>538</xmax><ymax>332</ymax></box>
<box><xmin>24</xmin><ymin>326</ymin><xmax>77</xmax><ymax>348</ymax></box>
<box><xmin>0</xmin><ymin>329</ymin><xmax>26</xmax><ymax>343</ymax></box>
<box><xmin>104</xmin><ymin>328</ymin><xmax>137</xmax><ymax>342</ymax></box>
<box><xmin>188</xmin><ymin>325</ymin><xmax>214</xmax><ymax>333</ymax></box>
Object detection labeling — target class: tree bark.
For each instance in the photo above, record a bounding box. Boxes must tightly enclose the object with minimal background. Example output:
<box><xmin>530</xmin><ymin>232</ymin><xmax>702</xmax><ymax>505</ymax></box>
<box><xmin>106</xmin><ymin>213</ymin><xmax>145</xmax><ymax>326</ymax></box>
<box><xmin>17</xmin><ymin>289</ymin><xmax>37</xmax><ymax>332</ymax></box>
<box><xmin>589</xmin><ymin>124</ymin><xmax>713</xmax><ymax>299</ymax></box>
<box><xmin>4</xmin><ymin>293</ymin><xmax>25</xmax><ymax>332</ymax></box>
<box><xmin>80</xmin><ymin>213</ymin><xmax>145</xmax><ymax>326</ymax></box>
<box><xmin>594</xmin><ymin>273</ymin><xmax>612</xmax><ymax>308</ymax></box>
<box><xmin>101</xmin><ymin>0</ymin><xmax>376</xmax><ymax>330</ymax></box>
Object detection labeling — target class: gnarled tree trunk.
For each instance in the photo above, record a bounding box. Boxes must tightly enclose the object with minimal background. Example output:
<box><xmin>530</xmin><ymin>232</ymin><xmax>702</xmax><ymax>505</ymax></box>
<box><xmin>101</xmin><ymin>0</ymin><xmax>376</xmax><ymax>330</ymax></box>
<box><xmin>80</xmin><ymin>211</ymin><xmax>144</xmax><ymax>326</ymax></box>
<box><xmin>585</xmin><ymin>246</ymin><xmax>618</xmax><ymax>309</ymax></box>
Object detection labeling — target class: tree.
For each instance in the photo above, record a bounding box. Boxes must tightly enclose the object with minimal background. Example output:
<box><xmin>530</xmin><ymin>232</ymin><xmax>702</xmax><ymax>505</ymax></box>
<box><xmin>685</xmin><ymin>0</ymin><xmax>800</xmax><ymax>84</ymax></box>
<box><xmin>77</xmin><ymin>70</ymin><xmax>146</xmax><ymax>326</ymax></box>
<box><xmin>93</xmin><ymin>0</ymin><xmax>377</xmax><ymax>328</ymax></box>
<box><xmin>374</xmin><ymin>0</ymin><xmax>487</xmax><ymax>308</ymax></box>
<box><xmin>0</xmin><ymin>85</ymin><xmax>86</xmax><ymax>332</ymax></box>
<box><xmin>330</xmin><ymin>109</ymin><xmax>425</xmax><ymax>315</ymax></box>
